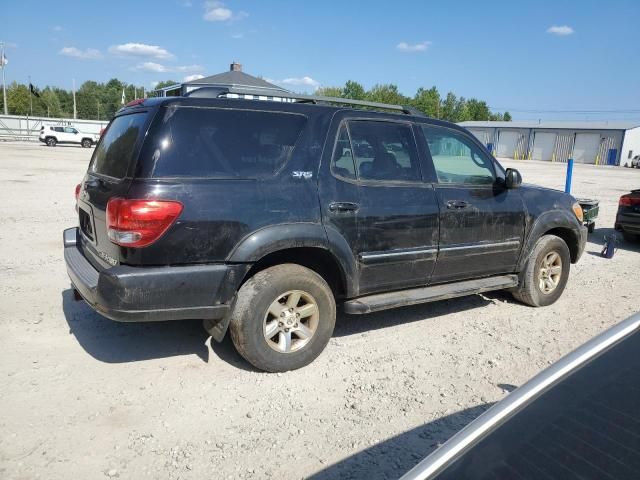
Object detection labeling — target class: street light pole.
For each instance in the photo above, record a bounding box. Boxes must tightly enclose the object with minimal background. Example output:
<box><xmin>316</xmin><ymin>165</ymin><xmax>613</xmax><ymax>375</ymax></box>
<box><xmin>1</xmin><ymin>42</ymin><xmax>7</xmax><ymax>115</ymax></box>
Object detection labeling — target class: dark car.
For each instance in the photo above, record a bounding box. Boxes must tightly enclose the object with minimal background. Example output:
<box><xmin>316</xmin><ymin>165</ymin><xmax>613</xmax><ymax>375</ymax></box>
<box><xmin>402</xmin><ymin>312</ymin><xmax>640</xmax><ymax>480</ymax></box>
<box><xmin>615</xmin><ymin>189</ymin><xmax>640</xmax><ymax>241</ymax></box>
<box><xmin>64</xmin><ymin>89</ymin><xmax>587</xmax><ymax>372</ymax></box>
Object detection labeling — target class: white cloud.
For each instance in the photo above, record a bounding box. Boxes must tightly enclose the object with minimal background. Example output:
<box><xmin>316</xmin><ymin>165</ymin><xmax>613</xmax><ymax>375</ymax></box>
<box><xmin>109</xmin><ymin>43</ymin><xmax>174</xmax><ymax>59</ymax></box>
<box><xmin>269</xmin><ymin>76</ymin><xmax>320</xmax><ymax>91</ymax></box>
<box><xmin>396</xmin><ymin>41</ymin><xmax>431</xmax><ymax>52</ymax></box>
<box><xmin>135</xmin><ymin>62</ymin><xmax>204</xmax><ymax>73</ymax></box>
<box><xmin>184</xmin><ymin>74</ymin><xmax>205</xmax><ymax>82</ymax></box>
<box><xmin>547</xmin><ymin>25</ymin><xmax>574</xmax><ymax>36</ymax></box>
<box><xmin>203</xmin><ymin>1</ymin><xmax>247</xmax><ymax>22</ymax></box>
<box><xmin>136</xmin><ymin>61</ymin><xmax>169</xmax><ymax>72</ymax></box>
<box><xmin>58</xmin><ymin>47</ymin><xmax>102</xmax><ymax>60</ymax></box>
<box><xmin>52</xmin><ymin>25</ymin><xmax>63</xmax><ymax>32</ymax></box>
<box><xmin>231</xmin><ymin>33</ymin><xmax>244</xmax><ymax>39</ymax></box>
<box><xmin>180</xmin><ymin>0</ymin><xmax>192</xmax><ymax>6</ymax></box>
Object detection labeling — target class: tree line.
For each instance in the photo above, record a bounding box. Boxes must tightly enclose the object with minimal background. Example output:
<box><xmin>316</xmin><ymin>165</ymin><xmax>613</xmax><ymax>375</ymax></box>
<box><xmin>0</xmin><ymin>78</ymin><xmax>511</xmax><ymax>122</ymax></box>
<box><xmin>0</xmin><ymin>79</ymin><xmax>158</xmax><ymax>120</ymax></box>
<box><xmin>316</xmin><ymin>80</ymin><xmax>511</xmax><ymax>122</ymax></box>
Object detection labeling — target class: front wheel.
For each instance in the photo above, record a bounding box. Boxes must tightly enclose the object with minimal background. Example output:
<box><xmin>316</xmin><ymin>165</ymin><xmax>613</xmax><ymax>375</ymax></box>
<box><xmin>512</xmin><ymin>235</ymin><xmax>571</xmax><ymax>307</ymax></box>
<box><xmin>229</xmin><ymin>264</ymin><xmax>336</xmax><ymax>372</ymax></box>
<box><xmin>81</xmin><ymin>139</ymin><xmax>92</xmax><ymax>148</ymax></box>
<box><xmin>46</xmin><ymin>137</ymin><xmax>57</xmax><ymax>147</ymax></box>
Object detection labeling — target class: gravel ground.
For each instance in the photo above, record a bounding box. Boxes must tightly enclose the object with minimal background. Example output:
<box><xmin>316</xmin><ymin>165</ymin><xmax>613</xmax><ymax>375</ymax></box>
<box><xmin>1</xmin><ymin>142</ymin><xmax>639</xmax><ymax>480</ymax></box>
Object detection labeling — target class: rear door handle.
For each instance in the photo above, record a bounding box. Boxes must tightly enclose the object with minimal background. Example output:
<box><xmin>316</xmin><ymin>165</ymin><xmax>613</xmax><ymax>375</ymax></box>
<box><xmin>446</xmin><ymin>200</ymin><xmax>470</xmax><ymax>209</ymax></box>
<box><xmin>329</xmin><ymin>202</ymin><xmax>359</xmax><ymax>213</ymax></box>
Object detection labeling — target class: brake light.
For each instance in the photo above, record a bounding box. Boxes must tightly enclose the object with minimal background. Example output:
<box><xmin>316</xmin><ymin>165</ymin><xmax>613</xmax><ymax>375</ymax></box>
<box><xmin>126</xmin><ymin>98</ymin><xmax>145</xmax><ymax>107</ymax></box>
<box><xmin>619</xmin><ymin>195</ymin><xmax>640</xmax><ymax>207</ymax></box>
<box><xmin>75</xmin><ymin>183</ymin><xmax>81</xmax><ymax>202</ymax></box>
<box><xmin>106</xmin><ymin>198</ymin><xmax>183</xmax><ymax>248</ymax></box>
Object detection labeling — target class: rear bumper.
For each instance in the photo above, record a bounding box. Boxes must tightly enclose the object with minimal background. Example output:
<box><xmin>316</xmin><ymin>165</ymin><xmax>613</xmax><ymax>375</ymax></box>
<box><xmin>615</xmin><ymin>212</ymin><xmax>640</xmax><ymax>234</ymax></box>
<box><xmin>576</xmin><ymin>225</ymin><xmax>587</xmax><ymax>261</ymax></box>
<box><xmin>63</xmin><ymin>227</ymin><xmax>248</xmax><ymax>322</ymax></box>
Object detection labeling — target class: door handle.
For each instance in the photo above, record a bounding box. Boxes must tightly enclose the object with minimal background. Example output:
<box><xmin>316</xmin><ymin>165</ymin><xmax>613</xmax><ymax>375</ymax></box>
<box><xmin>446</xmin><ymin>200</ymin><xmax>470</xmax><ymax>209</ymax></box>
<box><xmin>329</xmin><ymin>202</ymin><xmax>359</xmax><ymax>213</ymax></box>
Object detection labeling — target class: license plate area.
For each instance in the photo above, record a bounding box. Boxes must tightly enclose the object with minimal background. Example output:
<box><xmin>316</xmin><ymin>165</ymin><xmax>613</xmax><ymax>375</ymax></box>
<box><xmin>79</xmin><ymin>207</ymin><xmax>94</xmax><ymax>241</ymax></box>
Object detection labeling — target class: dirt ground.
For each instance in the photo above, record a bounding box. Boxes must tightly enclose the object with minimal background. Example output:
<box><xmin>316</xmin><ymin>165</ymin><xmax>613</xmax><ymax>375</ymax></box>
<box><xmin>1</xmin><ymin>142</ymin><xmax>639</xmax><ymax>480</ymax></box>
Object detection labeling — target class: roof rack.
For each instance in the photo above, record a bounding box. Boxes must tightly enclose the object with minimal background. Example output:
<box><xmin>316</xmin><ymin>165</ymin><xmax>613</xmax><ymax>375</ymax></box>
<box><xmin>184</xmin><ymin>86</ymin><xmax>424</xmax><ymax>116</ymax></box>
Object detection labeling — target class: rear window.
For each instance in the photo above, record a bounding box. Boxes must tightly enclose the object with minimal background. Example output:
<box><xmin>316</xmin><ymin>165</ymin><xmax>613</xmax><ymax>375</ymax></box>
<box><xmin>90</xmin><ymin>113</ymin><xmax>147</xmax><ymax>179</ymax></box>
<box><xmin>138</xmin><ymin>107</ymin><xmax>307</xmax><ymax>178</ymax></box>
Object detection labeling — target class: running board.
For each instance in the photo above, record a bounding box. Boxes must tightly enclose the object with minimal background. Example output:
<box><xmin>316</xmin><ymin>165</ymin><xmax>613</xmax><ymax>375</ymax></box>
<box><xmin>343</xmin><ymin>275</ymin><xmax>519</xmax><ymax>314</ymax></box>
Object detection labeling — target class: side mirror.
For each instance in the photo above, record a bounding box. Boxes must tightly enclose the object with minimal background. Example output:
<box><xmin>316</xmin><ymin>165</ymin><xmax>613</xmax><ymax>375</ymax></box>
<box><xmin>505</xmin><ymin>168</ymin><xmax>522</xmax><ymax>189</ymax></box>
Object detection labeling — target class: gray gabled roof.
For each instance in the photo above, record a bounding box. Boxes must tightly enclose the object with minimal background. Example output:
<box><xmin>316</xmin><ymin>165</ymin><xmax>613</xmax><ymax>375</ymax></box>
<box><xmin>458</xmin><ymin>120</ymin><xmax>640</xmax><ymax>131</ymax></box>
<box><xmin>183</xmin><ymin>70</ymin><xmax>289</xmax><ymax>93</ymax></box>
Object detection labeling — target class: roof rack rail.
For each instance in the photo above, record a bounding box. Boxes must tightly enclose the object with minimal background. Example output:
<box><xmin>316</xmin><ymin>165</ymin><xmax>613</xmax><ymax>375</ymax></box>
<box><xmin>184</xmin><ymin>86</ymin><xmax>424</xmax><ymax>116</ymax></box>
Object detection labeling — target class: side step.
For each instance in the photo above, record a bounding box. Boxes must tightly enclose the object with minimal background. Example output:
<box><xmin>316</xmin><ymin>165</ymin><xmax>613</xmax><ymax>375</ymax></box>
<box><xmin>343</xmin><ymin>275</ymin><xmax>518</xmax><ymax>314</ymax></box>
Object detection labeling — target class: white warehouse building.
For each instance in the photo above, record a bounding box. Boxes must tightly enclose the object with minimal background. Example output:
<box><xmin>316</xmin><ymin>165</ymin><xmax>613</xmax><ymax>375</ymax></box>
<box><xmin>458</xmin><ymin>121</ymin><xmax>640</xmax><ymax>166</ymax></box>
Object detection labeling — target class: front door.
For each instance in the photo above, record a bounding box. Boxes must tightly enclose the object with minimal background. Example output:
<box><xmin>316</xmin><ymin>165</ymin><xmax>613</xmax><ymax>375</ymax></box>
<box><xmin>319</xmin><ymin>117</ymin><xmax>439</xmax><ymax>296</ymax></box>
<box><xmin>419</xmin><ymin>125</ymin><xmax>526</xmax><ymax>283</ymax></box>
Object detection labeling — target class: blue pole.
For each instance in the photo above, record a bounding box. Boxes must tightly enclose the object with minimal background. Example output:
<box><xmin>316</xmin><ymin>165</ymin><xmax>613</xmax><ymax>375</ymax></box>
<box><xmin>565</xmin><ymin>158</ymin><xmax>574</xmax><ymax>193</ymax></box>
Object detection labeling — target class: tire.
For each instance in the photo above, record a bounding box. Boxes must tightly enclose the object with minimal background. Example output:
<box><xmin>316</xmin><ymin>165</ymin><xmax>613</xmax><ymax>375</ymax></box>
<box><xmin>587</xmin><ymin>222</ymin><xmax>595</xmax><ymax>234</ymax></box>
<box><xmin>46</xmin><ymin>137</ymin><xmax>57</xmax><ymax>147</ymax></box>
<box><xmin>512</xmin><ymin>235</ymin><xmax>571</xmax><ymax>307</ymax></box>
<box><xmin>229</xmin><ymin>264</ymin><xmax>336</xmax><ymax>372</ymax></box>
<box><xmin>81</xmin><ymin>139</ymin><xmax>92</xmax><ymax>148</ymax></box>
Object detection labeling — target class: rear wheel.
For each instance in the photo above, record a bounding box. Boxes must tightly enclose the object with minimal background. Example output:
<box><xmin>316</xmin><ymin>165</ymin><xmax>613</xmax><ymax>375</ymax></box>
<box><xmin>229</xmin><ymin>264</ymin><xmax>336</xmax><ymax>372</ymax></box>
<box><xmin>81</xmin><ymin>138</ymin><xmax>92</xmax><ymax>148</ymax></box>
<box><xmin>512</xmin><ymin>235</ymin><xmax>571</xmax><ymax>307</ymax></box>
<box><xmin>46</xmin><ymin>137</ymin><xmax>57</xmax><ymax>147</ymax></box>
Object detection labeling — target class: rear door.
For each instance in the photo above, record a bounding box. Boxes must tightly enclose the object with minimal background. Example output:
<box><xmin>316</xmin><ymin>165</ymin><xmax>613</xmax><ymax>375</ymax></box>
<box><xmin>419</xmin><ymin>125</ymin><xmax>525</xmax><ymax>283</ymax></box>
<box><xmin>319</xmin><ymin>116</ymin><xmax>439</xmax><ymax>296</ymax></box>
<box><xmin>78</xmin><ymin>111</ymin><xmax>151</xmax><ymax>269</ymax></box>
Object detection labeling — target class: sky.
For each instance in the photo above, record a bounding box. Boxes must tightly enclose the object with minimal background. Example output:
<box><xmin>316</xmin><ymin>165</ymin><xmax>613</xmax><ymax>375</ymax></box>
<box><xmin>2</xmin><ymin>0</ymin><xmax>640</xmax><ymax>120</ymax></box>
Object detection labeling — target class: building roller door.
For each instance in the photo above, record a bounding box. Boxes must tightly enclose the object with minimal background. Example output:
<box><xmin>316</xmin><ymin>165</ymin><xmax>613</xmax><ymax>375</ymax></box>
<box><xmin>531</xmin><ymin>132</ymin><xmax>556</xmax><ymax>161</ymax></box>
<box><xmin>573</xmin><ymin>133</ymin><xmax>601</xmax><ymax>164</ymax></box>
<box><xmin>496</xmin><ymin>130</ymin><xmax>519</xmax><ymax>158</ymax></box>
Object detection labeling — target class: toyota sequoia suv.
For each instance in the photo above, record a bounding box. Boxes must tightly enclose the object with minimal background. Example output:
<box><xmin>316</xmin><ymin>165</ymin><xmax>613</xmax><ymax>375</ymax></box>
<box><xmin>64</xmin><ymin>91</ymin><xmax>587</xmax><ymax>372</ymax></box>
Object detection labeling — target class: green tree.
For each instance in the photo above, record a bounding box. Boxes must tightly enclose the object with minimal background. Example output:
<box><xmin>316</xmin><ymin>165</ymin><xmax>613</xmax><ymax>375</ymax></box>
<box><xmin>412</xmin><ymin>86</ymin><xmax>440</xmax><ymax>117</ymax></box>
<box><xmin>7</xmin><ymin>82</ymin><xmax>30</xmax><ymax>115</ymax></box>
<box><xmin>40</xmin><ymin>87</ymin><xmax>63</xmax><ymax>117</ymax></box>
<box><xmin>366</xmin><ymin>84</ymin><xmax>407</xmax><ymax>105</ymax></box>
<box><xmin>465</xmin><ymin>98</ymin><xmax>491</xmax><ymax>121</ymax></box>
<box><xmin>503</xmin><ymin>111</ymin><xmax>512</xmax><ymax>121</ymax></box>
<box><xmin>315</xmin><ymin>86</ymin><xmax>343</xmax><ymax>97</ymax></box>
<box><xmin>342</xmin><ymin>80</ymin><xmax>365</xmax><ymax>100</ymax></box>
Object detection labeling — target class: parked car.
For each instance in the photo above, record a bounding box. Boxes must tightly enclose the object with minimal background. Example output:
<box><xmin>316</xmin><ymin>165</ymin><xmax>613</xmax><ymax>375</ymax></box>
<box><xmin>401</xmin><ymin>312</ymin><xmax>640</xmax><ymax>480</ymax></box>
<box><xmin>63</xmin><ymin>91</ymin><xmax>587</xmax><ymax>372</ymax></box>
<box><xmin>615</xmin><ymin>189</ymin><xmax>640</xmax><ymax>241</ymax></box>
<box><xmin>39</xmin><ymin>124</ymin><xmax>97</xmax><ymax>147</ymax></box>
<box><xmin>629</xmin><ymin>154</ymin><xmax>640</xmax><ymax>168</ymax></box>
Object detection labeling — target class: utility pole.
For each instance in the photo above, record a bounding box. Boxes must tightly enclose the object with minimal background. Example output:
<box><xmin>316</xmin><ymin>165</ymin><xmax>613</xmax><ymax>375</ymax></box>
<box><xmin>72</xmin><ymin>78</ymin><xmax>77</xmax><ymax>119</ymax></box>
<box><xmin>1</xmin><ymin>42</ymin><xmax>7</xmax><ymax>115</ymax></box>
<box><xmin>97</xmin><ymin>100</ymin><xmax>100</xmax><ymax>120</ymax></box>
<box><xmin>28</xmin><ymin>75</ymin><xmax>33</xmax><ymax>116</ymax></box>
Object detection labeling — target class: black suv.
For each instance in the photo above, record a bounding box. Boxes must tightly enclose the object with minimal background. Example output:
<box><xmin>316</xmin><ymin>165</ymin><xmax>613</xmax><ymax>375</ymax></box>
<box><xmin>64</xmin><ymin>91</ymin><xmax>587</xmax><ymax>372</ymax></box>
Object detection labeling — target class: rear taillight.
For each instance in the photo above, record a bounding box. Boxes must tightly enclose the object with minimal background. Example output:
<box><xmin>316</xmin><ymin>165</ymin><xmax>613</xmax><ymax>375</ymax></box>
<box><xmin>619</xmin><ymin>195</ymin><xmax>640</xmax><ymax>207</ymax></box>
<box><xmin>106</xmin><ymin>198</ymin><xmax>183</xmax><ymax>248</ymax></box>
<box><xmin>75</xmin><ymin>183</ymin><xmax>81</xmax><ymax>202</ymax></box>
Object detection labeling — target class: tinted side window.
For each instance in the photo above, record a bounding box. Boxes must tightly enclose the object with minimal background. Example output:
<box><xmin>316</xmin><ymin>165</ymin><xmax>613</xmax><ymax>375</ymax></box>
<box><xmin>348</xmin><ymin>121</ymin><xmax>421</xmax><ymax>182</ymax></box>
<box><xmin>90</xmin><ymin>113</ymin><xmax>147</xmax><ymax>179</ymax></box>
<box><xmin>422</xmin><ymin>126</ymin><xmax>495</xmax><ymax>185</ymax></box>
<box><xmin>53</xmin><ymin>127</ymin><xmax>64</xmax><ymax>132</ymax></box>
<box><xmin>331</xmin><ymin>124</ymin><xmax>356</xmax><ymax>179</ymax></box>
<box><xmin>141</xmin><ymin>107</ymin><xmax>307</xmax><ymax>178</ymax></box>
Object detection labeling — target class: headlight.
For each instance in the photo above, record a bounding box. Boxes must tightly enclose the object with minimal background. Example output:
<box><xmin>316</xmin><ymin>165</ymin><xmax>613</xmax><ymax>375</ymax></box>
<box><xmin>572</xmin><ymin>202</ymin><xmax>584</xmax><ymax>222</ymax></box>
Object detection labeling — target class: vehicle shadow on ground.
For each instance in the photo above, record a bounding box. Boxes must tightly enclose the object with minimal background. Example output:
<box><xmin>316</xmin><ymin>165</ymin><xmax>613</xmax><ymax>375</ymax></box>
<box><xmin>586</xmin><ymin>227</ymin><xmax>640</xmax><ymax>256</ymax></box>
<box><xmin>334</xmin><ymin>291</ymin><xmax>505</xmax><ymax>338</ymax></box>
<box><xmin>308</xmin><ymin>402</ymin><xmax>494</xmax><ymax>480</ymax></box>
<box><xmin>61</xmin><ymin>288</ymin><xmax>253</xmax><ymax>369</ymax></box>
